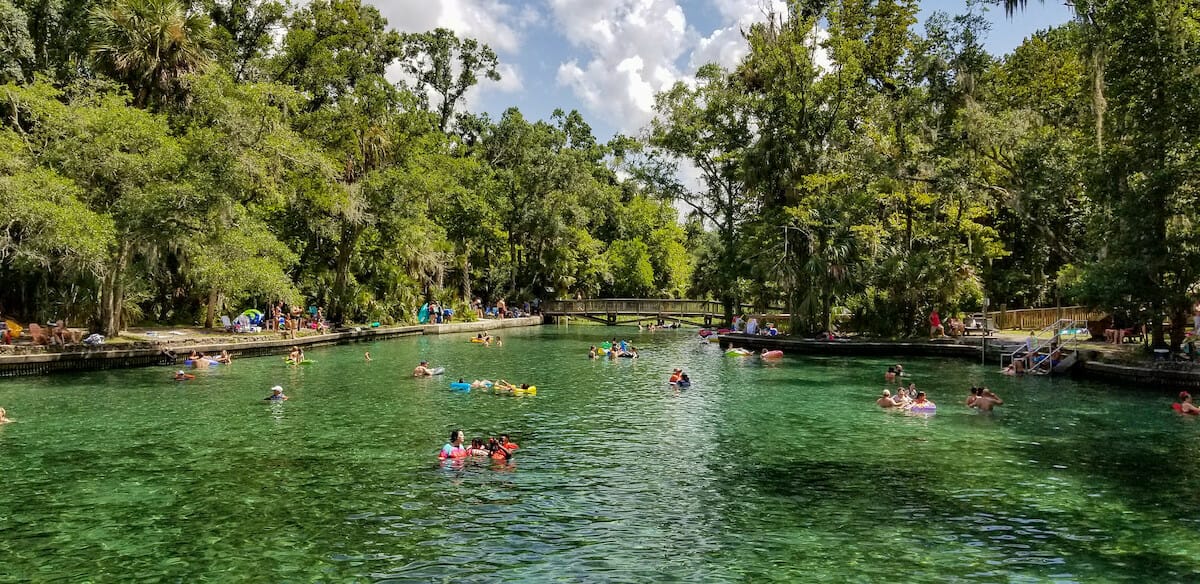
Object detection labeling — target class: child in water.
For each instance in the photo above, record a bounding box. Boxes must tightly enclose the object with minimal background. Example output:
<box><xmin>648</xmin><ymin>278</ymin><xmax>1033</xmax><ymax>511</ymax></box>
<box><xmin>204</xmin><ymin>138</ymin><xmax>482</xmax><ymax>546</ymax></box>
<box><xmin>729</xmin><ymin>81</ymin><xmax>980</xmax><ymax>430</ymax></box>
<box><xmin>264</xmin><ymin>386</ymin><xmax>288</xmax><ymax>401</ymax></box>
<box><xmin>0</xmin><ymin>407</ymin><xmax>12</xmax><ymax>424</ymax></box>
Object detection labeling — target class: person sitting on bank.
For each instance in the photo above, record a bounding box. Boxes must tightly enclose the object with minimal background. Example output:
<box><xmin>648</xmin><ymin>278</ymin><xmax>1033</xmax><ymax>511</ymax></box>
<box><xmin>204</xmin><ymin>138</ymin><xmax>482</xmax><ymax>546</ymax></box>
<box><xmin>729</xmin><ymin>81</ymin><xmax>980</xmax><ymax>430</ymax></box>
<box><xmin>413</xmin><ymin>360</ymin><xmax>434</xmax><ymax>377</ymax></box>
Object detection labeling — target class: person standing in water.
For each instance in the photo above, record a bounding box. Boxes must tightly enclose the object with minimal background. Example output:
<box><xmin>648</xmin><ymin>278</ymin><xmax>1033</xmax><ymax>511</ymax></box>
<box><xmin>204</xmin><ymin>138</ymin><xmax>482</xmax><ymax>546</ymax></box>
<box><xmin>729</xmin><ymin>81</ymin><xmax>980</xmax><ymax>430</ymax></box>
<box><xmin>413</xmin><ymin>360</ymin><xmax>434</xmax><ymax>377</ymax></box>
<box><xmin>264</xmin><ymin>386</ymin><xmax>288</xmax><ymax>401</ymax></box>
<box><xmin>876</xmin><ymin>390</ymin><xmax>901</xmax><ymax>408</ymax></box>
<box><xmin>439</xmin><ymin>429</ymin><xmax>468</xmax><ymax>459</ymax></box>
<box><xmin>971</xmin><ymin>388</ymin><xmax>1003</xmax><ymax>412</ymax></box>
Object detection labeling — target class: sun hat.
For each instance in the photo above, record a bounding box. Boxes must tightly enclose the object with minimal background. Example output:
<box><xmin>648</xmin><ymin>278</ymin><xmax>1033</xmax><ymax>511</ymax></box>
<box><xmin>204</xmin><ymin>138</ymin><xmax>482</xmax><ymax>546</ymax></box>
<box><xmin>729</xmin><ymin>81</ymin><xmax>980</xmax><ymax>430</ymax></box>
<box><xmin>272</xmin><ymin>385</ymin><xmax>283</xmax><ymax>393</ymax></box>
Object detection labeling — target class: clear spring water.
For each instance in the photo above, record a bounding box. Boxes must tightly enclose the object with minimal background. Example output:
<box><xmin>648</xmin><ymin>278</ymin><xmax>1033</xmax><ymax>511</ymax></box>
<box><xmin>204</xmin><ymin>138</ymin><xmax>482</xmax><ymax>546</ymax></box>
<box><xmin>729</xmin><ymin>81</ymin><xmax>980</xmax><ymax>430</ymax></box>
<box><xmin>1</xmin><ymin>326</ymin><xmax>1198</xmax><ymax>582</ymax></box>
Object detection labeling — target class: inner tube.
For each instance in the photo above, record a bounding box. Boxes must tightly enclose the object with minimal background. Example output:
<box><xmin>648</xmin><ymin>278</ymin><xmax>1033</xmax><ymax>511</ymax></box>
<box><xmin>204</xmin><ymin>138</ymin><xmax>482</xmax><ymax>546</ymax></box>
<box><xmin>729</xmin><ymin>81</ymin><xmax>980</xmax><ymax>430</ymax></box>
<box><xmin>469</xmin><ymin>338</ymin><xmax>485</xmax><ymax>343</ymax></box>
<box><xmin>908</xmin><ymin>405</ymin><xmax>937</xmax><ymax>414</ymax></box>
<box><xmin>761</xmin><ymin>350</ymin><xmax>784</xmax><ymax>359</ymax></box>
<box><xmin>676</xmin><ymin>380</ymin><xmax>691</xmax><ymax>388</ymax></box>
<box><xmin>449</xmin><ymin>382</ymin><xmax>471</xmax><ymax>392</ymax></box>
<box><xmin>285</xmin><ymin>359</ymin><xmax>315</xmax><ymax>365</ymax></box>
<box><xmin>429</xmin><ymin>367</ymin><xmax>445</xmax><ymax>375</ymax></box>
<box><xmin>698</xmin><ymin>329</ymin><xmax>713</xmax><ymax>337</ymax></box>
<box><xmin>619</xmin><ymin>353</ymin><xmax>636</xmax><ymax>358</ymax></box>
<box><xmin>725</xmin><ymin>349</ymin><xmax>752</xmax><ymax>356</ymax></box>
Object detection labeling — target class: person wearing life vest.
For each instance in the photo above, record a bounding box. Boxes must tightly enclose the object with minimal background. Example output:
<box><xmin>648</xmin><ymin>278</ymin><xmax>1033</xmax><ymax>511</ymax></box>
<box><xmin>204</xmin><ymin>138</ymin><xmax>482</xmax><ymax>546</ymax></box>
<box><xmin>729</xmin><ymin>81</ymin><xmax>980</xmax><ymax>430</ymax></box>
<box><xmin>439</xmin><ymin>429</ymin><xmax>468</xmax><ymax>459</ymax></box>
<box><xmin>668</xmin><ymin>368</ymin><xmax>683</xmax><ymax>384</ymax></box>
<box><xmin>1176</xmin><ymin>392</ymin><xmax>1200</xmax><ymax>415</ymax></box>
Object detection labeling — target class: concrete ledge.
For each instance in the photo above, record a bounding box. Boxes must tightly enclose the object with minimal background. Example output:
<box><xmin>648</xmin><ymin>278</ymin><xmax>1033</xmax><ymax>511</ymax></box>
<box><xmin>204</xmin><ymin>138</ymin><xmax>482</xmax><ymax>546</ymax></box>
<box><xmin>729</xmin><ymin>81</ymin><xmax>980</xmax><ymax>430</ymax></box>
<box><xmin>1077</xmin><ymin>361</ymin><xmax>1200</xmax><ymax>390</ymax></box>
<box><xmin>716</xmin><ymin>333</ymin><xmax>998</xmax><ymax>359</ymax></box>
<box><xmin>422</xmin><ymin>316</ymin><xmax>542</xmax><ymax>335</ymax></box>
<box><xmin>0</xmin><ymin>319</ymin><xmax>540</xmax><ymax>378</ymax></box>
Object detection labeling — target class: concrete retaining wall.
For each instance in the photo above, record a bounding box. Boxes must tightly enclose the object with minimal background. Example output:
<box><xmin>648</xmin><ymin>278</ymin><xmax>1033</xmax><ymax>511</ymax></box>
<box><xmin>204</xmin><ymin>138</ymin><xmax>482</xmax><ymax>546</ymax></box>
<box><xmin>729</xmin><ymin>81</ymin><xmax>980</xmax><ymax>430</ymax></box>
<box><xmin>0</xmin><ymin>317</ymin><xmax>542</xmax><ymax>378</ymax></box>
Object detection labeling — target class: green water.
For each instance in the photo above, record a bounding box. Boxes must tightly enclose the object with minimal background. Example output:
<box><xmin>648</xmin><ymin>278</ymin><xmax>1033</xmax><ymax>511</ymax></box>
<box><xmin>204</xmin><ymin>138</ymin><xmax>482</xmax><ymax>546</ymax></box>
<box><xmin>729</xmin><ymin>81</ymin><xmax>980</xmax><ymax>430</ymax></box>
<box><xmin>1</xmin><ymin>326</ymin><xmax>1199</xmax><ymax>582</ymax></box>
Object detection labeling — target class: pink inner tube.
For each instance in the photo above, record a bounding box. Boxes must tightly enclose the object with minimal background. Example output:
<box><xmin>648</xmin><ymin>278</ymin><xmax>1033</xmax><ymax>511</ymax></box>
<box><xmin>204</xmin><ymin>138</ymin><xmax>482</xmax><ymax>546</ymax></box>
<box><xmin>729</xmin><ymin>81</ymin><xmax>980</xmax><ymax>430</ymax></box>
<box><xmin>761</xmin><ymin>350</ymin><xmax>783</xmax><ymax>359</ymax></box>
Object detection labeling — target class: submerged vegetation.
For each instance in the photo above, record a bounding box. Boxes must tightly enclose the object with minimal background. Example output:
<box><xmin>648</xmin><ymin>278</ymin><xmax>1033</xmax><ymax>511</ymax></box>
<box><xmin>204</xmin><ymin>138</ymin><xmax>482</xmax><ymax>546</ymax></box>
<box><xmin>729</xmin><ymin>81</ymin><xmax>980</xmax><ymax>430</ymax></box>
<box><xmin>1</xmin><ymin>0</ymin><xmax>1198</xmax><ymax>345</ymax></box>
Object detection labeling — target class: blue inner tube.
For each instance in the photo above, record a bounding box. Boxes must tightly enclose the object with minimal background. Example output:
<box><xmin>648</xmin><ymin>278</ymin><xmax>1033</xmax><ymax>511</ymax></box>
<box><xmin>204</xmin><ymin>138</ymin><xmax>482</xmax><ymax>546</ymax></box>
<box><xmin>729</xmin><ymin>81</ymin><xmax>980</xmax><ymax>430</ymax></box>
<box><xmin>449</xmin><ymin>382</ymin><xmax>471</xmax><ymax>392</ymax></box>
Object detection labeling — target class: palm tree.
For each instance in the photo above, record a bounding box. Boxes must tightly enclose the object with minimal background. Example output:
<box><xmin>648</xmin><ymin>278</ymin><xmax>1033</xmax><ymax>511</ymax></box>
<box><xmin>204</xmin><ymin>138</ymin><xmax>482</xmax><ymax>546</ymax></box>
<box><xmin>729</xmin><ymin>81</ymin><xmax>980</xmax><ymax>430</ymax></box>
<box><xmin>90</xmin><ymin>0</ymin><xmax>216</xmax><ymax>109</ymax></box>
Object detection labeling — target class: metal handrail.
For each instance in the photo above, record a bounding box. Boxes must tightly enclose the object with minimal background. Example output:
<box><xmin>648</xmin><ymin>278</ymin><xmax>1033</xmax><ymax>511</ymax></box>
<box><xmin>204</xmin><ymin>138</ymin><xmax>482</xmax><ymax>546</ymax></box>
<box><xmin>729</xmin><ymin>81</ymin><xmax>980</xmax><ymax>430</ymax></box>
<box><xmin>1004</xmin><ymin>319</ymin><xmax>1089</xmax><ymax>374</ymax></box>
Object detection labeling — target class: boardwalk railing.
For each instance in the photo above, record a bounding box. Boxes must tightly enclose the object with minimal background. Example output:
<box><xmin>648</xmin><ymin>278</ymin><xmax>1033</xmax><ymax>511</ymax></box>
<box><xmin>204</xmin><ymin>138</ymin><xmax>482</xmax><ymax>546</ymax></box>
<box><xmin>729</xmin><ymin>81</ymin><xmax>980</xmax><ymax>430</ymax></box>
<box><xmin>542</xmin><ymin>299</ymin><xmax>781</xmax><ymax>326</ymax></box>
<box><xmin>986</xmin><ymin>306</ymin><xmax>1106</xmax><ymax>331</ymax></box>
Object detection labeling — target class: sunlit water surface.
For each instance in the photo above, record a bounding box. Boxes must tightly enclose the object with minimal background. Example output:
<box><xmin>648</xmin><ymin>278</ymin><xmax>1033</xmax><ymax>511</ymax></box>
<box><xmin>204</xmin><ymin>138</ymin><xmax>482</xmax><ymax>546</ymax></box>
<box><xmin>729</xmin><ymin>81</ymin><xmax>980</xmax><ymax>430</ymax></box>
<box><xmin>2</xmin><ymin>326</ymin><xmax>1199</xmax><ymax>582</ymax></box>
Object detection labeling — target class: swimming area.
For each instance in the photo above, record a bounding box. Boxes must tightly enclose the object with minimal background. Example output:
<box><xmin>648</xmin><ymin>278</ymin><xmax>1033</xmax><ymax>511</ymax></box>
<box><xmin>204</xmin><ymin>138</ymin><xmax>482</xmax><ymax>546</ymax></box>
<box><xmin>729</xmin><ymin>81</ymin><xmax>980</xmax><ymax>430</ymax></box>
<box><xmin>1</xmin><ymin>326</ymin><xmax>1198</xmax><ymax>581</ymax></box>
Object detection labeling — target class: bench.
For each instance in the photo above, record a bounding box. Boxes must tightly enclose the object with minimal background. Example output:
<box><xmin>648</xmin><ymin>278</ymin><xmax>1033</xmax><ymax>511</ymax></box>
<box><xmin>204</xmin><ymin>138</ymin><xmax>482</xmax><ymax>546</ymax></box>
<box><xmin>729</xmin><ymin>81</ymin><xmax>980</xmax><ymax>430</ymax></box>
<box><xmin>962</xmin><ymin>314</ymin><xmax>994</xmax><ymax>336</ymax></box>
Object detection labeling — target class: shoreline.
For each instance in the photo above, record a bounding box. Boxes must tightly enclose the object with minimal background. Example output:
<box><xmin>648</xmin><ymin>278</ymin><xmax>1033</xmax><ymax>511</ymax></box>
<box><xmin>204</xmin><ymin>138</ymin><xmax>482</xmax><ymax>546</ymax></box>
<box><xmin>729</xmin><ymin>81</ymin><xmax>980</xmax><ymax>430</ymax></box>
<box><xmin>717</xmin><ymin>333</ymin><xmax>1200</xmax><ymax>391</ymax></box>
<box><xmin>0</xmin><ymin>317</ymin><xmax>542</xmax><ymax>378</ymax></box>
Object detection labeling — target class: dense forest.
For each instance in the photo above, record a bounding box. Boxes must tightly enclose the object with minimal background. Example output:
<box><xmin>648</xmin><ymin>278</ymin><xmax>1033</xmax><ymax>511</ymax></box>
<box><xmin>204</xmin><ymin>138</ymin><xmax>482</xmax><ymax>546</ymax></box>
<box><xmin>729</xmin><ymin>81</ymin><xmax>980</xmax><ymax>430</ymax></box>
<box><xmin>1</xmin><ymin>0</ymin><xmax>1198</xmax><ymax>347</ymax></box>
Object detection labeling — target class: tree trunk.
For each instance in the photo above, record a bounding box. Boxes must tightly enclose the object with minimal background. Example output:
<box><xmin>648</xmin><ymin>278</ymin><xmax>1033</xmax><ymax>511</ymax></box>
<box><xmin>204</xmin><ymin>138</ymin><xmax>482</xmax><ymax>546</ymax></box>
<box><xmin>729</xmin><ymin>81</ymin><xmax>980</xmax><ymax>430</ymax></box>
<box><xmin>460</xmin><ymin>244</ymin><xmax>471</xmax><ymax>301</ymax></box>
<box><xmin>204</xmin><ymin>288</ymin><xmax>219</xmax><ymax>329</ymax></box>
<box><xmin>331</xmin><ymin>226</ymin><xmax>361</xmax><ymax>322</ymax></box>
<box><xmin>99</xmin><ymin>242</ymin><xmax>131</xmax><ymax>337</ymax></box>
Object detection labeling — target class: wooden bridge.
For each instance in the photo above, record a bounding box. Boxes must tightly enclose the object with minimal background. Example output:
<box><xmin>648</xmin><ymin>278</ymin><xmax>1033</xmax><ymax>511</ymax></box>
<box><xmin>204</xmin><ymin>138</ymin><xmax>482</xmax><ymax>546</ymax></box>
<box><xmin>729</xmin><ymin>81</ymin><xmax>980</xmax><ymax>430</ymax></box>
<box><xmin>541</xmin><ymin>299</ymin><xmax>772</xmax><ymax>327</ymax></box>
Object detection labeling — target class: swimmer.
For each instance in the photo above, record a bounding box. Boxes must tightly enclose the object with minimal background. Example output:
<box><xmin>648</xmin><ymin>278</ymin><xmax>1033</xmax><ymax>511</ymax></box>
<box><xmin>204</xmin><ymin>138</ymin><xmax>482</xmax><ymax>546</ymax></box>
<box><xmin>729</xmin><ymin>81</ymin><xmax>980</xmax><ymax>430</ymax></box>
<box><xmin>499</xmin><ymin>434</ymin><xmax>519</xmax><ymax>450</ymax></box>
<box><xmin>588</xmin><ymin>345</ymin><xmax>598</xmax><ymax>359</ymax></box>
<box><xmin>216</xmin><ymin>350</ymin><xmax>232</xmax><ymax>364</ymax></box>
<box><xmin>264</xmin><ymin>386</ymin><xmax>288</xmax><ymax>401</ymax></box>
<box><xmin>286</xmin><ymin>346</ymin><xmax>303</xmax><ymax>364</ymax></box>
<box><xmin>1179</xmin><ymin>392</ymin><xmax>1200</xmax><ymax>415</ymax></box>
<box><xmin>439</xmin><ymin>429</ymin><xmax>467</xmax><ymax>459</ymax></box>
<box><xmin>679</xmin><ymin>373</ymin><xmax>691</xmax><ymax>386</ymax></box>
<box><xmin>895</xmin><ymin>364</ymin><xmax>904</xmax><ymax>376</ymax></box>
<box><xmin>494</xmin><ymin>337</ymin><xmax>502</xmax><ymax>348</ymax></box>
<box><xmin>669</xmin><ymin>368</ymin><xmax>683</xmax><ymax>384</ymax></box>
<box><xmin>965</xmin><ymin>386</ymin><xmax>981</xmax><ymax>407</ymax></box>
<box><xmin>174</xmin><ymin>370</ymin><xmax>194</xmax><ymax>381</ymax></box>
<box><xmin>885</xmin><ymin>366</ymin><xmax>897</xmax><ymax>383</ymax></box>
<box><xmin>466</xmin><ymin>437</ymin><xmax>491</xmax><ymax>457</ymax></box>
<box><xmin>876</xmin><ymin>389</ymin><xmax>901</xmax><ymax>408</ymax></box>
<box><xmin>0</xmin><ymin>406</ymin><xmax>12</xmax><ymax>424</ymax></box>
<box><xmin>607</xmin><ymin>347</ymin><xmax>617</xmax><ymax>360</ymax></box>
<box><xmin>488</xmin><ymin>437</ymin><xmax>513</xmax><ymax>461</ymax></box>
<box><xmin>364</xmin><ymin>351</ymin><xmax>372</xmax><ymax>362</ymax></box>
<box><xmin>413</xmin><ymin>360</ymin><xmax>434</xmax><ymax>377</ymax></box>
<box><xmin>971</xmin><ymin>388</ymin><xmax>1003</xmax><ymax>412</ymax></box>
<box><xmin>188</xmin><ymin>350</ymin><xmax>201</xmax><ymax>360</ymax></box>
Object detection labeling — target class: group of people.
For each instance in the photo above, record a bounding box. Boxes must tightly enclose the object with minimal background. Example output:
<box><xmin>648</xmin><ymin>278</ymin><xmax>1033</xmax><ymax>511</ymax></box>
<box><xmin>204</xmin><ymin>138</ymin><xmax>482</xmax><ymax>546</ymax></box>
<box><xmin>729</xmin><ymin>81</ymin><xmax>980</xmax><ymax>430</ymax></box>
<box><xmin>589</xmin><ymin>339</ymin><xmax>638</xmax><ymax>359</ymax></box>
<box><xmin>268</xmin><ymin>302</ymin><xmax>327</xmax><ymax>338</ymax></box>
<box><xmin>732</xmin><ymin>316</ymin><xmax>780</xmax><ymax>337</ymax></box>
<box><xmin>439</xmin><ymin>429</ymin><xmax>519</xmax><ymax>462</ymax></box>
<box><xmin>473</xmin><ymin>332</ymin><xmax>503</xmax><ymax>347</ymax></box>
<box><xmin>876</xmin><ymin>364</ymin><xmax>1004</xmax><ymax>413</ymax></box>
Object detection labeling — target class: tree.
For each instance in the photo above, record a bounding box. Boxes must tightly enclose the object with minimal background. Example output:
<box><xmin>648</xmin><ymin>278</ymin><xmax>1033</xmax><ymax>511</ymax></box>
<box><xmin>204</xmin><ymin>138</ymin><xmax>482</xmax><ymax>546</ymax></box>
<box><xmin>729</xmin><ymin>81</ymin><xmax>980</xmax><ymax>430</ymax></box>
<box><xmin>399</xmin><ymin>27</ymin><xmax>500</xmax><ymax>133</ymax></box>
<box><xmin>0</xmin><ymin>1</ymin><xmax>34</xmax><ymax>83</ymax></box>
<box><xmin>89</xmin><ymin>0</ymin><xmax>217</xmax><ymax>108</ymax></box>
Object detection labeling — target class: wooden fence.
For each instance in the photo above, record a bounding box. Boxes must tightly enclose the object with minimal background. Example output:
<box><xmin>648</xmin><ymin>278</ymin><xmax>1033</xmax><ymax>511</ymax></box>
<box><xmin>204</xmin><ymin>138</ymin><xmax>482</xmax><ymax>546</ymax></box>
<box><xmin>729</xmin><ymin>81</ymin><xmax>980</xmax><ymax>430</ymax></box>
<box><xmin>985</xmin><ymin>306</ymin><xmax>1106</xmax><ymax>331</ymax></box>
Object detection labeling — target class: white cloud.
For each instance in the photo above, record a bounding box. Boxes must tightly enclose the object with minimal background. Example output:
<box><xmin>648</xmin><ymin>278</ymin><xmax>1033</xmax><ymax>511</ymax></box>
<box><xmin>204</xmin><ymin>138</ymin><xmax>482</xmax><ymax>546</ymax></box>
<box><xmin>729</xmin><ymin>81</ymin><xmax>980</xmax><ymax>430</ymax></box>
<box><xmin>368</xmin><ymin>0</ymin><xmax>524</xmax><ymax>53</ymax></box>
<box><xmin>550</xmin><ymin>0</ymin><xmax>692</xmax><ymax>132</ymax></box>
<box><xmin>550</xmin><ymin>0</ymin><xmax>824</xmax><ymax>136</ymax></box>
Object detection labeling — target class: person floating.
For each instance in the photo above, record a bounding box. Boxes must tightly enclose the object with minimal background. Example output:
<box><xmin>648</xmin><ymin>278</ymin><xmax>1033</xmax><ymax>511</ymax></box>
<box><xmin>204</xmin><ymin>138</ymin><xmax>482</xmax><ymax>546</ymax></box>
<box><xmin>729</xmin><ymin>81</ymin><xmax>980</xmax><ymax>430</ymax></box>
<box><xmin>174</xmin><ymin>370</ymin><xmax>195</xmax><ymax>381</ymax></box>
<box><xmin>0</xmin><ymin>406</ymin><xmax>12</xmax><ymax>424</ymax></box>
<box><xmin>466</xmin><ymin>437</ymin><xmax>491</xmax><ymax>457</ymax></box>
<box><xmin>264</xmin><ymin>386</ymin><xmax>288</xmax><ymax>401</ymax></box>
<box><xmin>286</xmin><ymin>346</ymin><xmax>304</xmax><ymax>364</ymax></box>
<box><xmin>907</xmin><ymin>391</ymin><xmax>935</xmax><ymax>412</ymax></box>
<box><xmin>439</xmin><ymin>429</ymin><xmax>468</xmax><ymax>459</ymax></box>
<box><xmin>413</xmin><ymin>360</ymin><xmax>434</xmax><ymax>377</ymax></box>
<box><xmin>1175</xmin><ymin>392</ymin><xmax>1200</xmax><ymax>415</ymax></box>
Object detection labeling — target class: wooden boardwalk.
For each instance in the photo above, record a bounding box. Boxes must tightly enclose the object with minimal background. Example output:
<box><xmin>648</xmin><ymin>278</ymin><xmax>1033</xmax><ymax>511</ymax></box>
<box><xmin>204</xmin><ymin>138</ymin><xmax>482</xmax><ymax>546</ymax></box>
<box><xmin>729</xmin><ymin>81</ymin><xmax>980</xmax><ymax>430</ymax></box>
<box><xmin>542</xmin><ymin>299</ymin><xmax>770</xmax><ymax>327</ymax></box>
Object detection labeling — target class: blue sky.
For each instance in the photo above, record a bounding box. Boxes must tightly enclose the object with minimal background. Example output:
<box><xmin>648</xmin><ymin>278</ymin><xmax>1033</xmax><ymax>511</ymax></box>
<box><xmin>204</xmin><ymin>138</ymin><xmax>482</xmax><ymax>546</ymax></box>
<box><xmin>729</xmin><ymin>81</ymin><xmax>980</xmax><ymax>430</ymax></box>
<box><xmin>371</xmin><ymin>0</ymin><xmax>1073</xmax><ymax>141</ymax></box>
